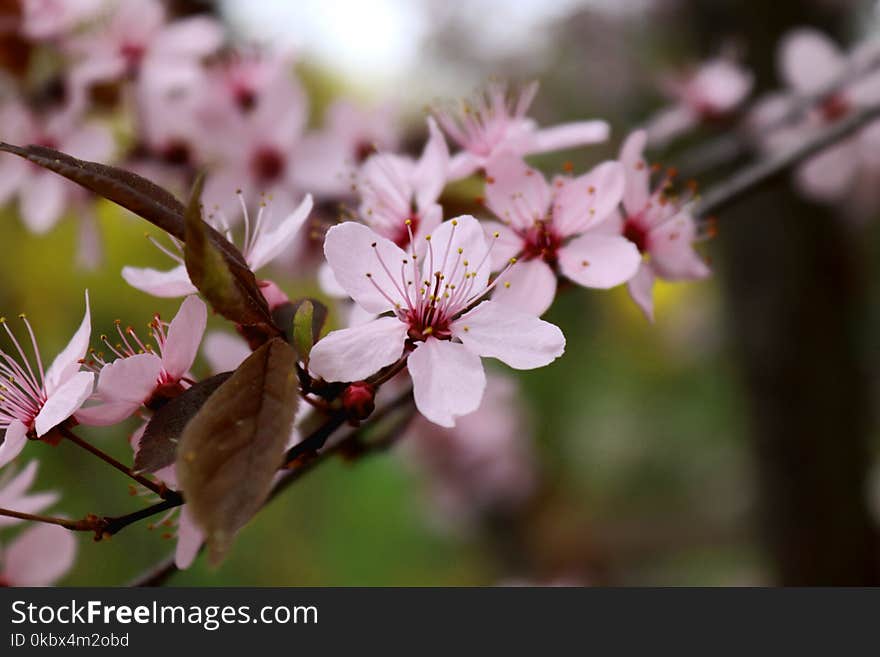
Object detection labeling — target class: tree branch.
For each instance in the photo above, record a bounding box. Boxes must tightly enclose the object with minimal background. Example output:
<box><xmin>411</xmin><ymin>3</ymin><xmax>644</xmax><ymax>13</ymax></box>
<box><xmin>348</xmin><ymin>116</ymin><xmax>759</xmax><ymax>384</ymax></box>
<box><xmin>0</xmin><ymin>508</ymin><xmax>102</xmax><ymax>532</ymax></box>
<box><xmin>697</xmin><ymin>103</ymin><xmax>880</xmax><ymax>218</ymax></box>
<box><xmin>677</xmin><ymin>47</ymin><xmax>880</xmax><ymax>176</ymax></box>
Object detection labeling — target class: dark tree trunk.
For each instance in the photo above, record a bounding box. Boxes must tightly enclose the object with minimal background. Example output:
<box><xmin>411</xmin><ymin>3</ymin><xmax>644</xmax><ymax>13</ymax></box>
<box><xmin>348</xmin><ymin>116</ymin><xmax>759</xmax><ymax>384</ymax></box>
<box><xmin>689</xmin><ymin>0</ymin><xmax>879</xmax><ymax>584</ymax></box>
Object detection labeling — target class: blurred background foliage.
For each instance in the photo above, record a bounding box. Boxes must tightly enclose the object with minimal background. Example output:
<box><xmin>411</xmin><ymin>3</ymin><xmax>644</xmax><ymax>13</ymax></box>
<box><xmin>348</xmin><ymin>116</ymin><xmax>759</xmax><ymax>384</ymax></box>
<box><xmin>3</xmin><ymin>0</ymin><xmax>880</xmax><ymax>585</ymax></box>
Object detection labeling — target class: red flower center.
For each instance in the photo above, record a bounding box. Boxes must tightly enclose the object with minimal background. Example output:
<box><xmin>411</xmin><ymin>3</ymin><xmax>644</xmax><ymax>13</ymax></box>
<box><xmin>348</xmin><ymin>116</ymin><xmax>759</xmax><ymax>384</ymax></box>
<box><xmin>820</xmin><ymin>93</ymin><xmax>850</xmax><ymax>123</ymax></box>
<box><xmin>623</xmin><ymin>218</ymin><xmax>649</xmax><ymax>253</ymax></box>
<box><xmin>522</xmin><ymin>223</ymin><xmax>561</xmax><ymax>265</ymax></box>
<box><xmin>120</xmin><ymin>42</ymin><xmax>146</xmax><ymax>69</ymax></box>
<box><xmin>392</xmin><ymin>213</ymin><xmax>419</xmax><ymax>248</ymax></box>
<box><xmin>234</xmin><ymin>87</ymin><xmax>257</xmax><ymax>112</ymax></box>
<box><xmin>252</xmin><ymin>146</ymin><xmax>286</xmax><ymax>183</ymax></box>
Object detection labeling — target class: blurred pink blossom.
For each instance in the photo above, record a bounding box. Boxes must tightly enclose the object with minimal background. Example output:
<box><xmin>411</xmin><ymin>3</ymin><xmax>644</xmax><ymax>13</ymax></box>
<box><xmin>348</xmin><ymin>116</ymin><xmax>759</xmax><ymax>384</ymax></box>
<box><xmin>0</xmin><ymin>292</ymin><xmax>93</xmax><ymax>469</ymax></box>
<box><xmin>196</xmin><ymin>53</ymin><xmax>312</xmax><ymax>219</ymax></box>
<box><xmin>608</xmin><ymin>130</ymin><xmax>710</xmax><ymax>321</ymax></box>
<box><xmin>483</xmin><ymin>155</ymin><xmax>640</xmax><ymax>316</ymax></box>
<box><xmin>0</xmin><ymin>459</ymin><xmax>75</xmax><ymax>585</ymax></box>
<box><xmin>0</xmin><ymin>461</ymin><xmax>58</xmax><ymax>528</ymax></box>
<box><xmin>403</xmin><ymin>374</ymin><xmax>536</xmax><ymax>526</ymax></box>
<box><xmin>646</xmin><ymin>58</ymin><xmax>753</xmax><ymax>147</ymax></box>
<box><xmin>0</xmin><ymin>102</ymin><xmax>114</xmax><ymax>233</ymax></box>
<box><xmin>76</xmin><ymin>295</ymin><xmax>207</xmax><ymax>427</ymax></box>
<box><xmin>751</xmin><ymin>28</ymin><xmax>880</xmax><ymax>206</ymax></box>
<box><xmin>0</xmin><ymin>522</ymin><xmax>77</xmax><ymax>586</ymax></box>
<box><xmin>434</xmin><ymin>81</ymin><xmax>609</xmax><ymax>180</ymax></box>
<box><xmin>309</xmin><ymin>215</ymin><xmax>565</xmax><ymax>427</ymax></box>
<box><xmin>66</xmin><ymin>0</ymin><xmax>223</xmax><ymax>107</ymax></box>
<box><xmin>20</xmin><ymin>0</ymin><xmax>103</xmax><ymax>41</ymax></box>
<box><xmin>296</xmin><ymin>99</ymin><xmax>401</xmax><ymax>197</ymax></box>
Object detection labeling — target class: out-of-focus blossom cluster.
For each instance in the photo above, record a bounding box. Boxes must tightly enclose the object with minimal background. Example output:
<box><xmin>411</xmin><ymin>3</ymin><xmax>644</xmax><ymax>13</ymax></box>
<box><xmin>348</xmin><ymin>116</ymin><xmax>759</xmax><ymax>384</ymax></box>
<box><xmin>750</xmin><ymin>27</ymin><xmax>880</xmax><ymax>216</ymax></box>
<box><xmin>0</xmin><ymin>0</ymin><xmax>730</xmax><ymax>583</ymax></box>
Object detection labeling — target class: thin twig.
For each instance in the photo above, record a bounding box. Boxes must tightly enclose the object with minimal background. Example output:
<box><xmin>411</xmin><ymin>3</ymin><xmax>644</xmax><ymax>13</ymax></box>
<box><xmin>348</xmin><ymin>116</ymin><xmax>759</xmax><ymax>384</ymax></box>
<box><xmin>59</xmin><ymin>425</ymin><xmax>168</xmax><ymax>498</ymax></box>
<box><xmin>697</xmin><ymin>102</ymin><xmax>880</xmax><ymax>218</ymax></box>
<box><xmin>102</xmin><ymin>495</ymin><xmax>183</xmax><ymax>536</ymax></box>
<box><xmin>0</xmin><ymin>507</ymin><xmax>101</xmax><ymax>531</ymax></box>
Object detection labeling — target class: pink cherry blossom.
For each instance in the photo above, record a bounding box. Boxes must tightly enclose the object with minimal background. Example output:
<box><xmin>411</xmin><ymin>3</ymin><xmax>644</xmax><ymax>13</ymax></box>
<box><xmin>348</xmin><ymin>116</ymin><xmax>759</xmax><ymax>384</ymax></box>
<box><xmin>0</xmin><ymin>461</ymin><xmax>58</xmax><ymax>529</ymax></box>
<box><xmin>610</xmin><ymin>130</ymin><xmax>710</xmax><ymax>321</ymax></box>
<box><xmin>197</xmin><ymin>53</ymin><xmax>310</xmax><ymax>219</ymax></box>
<box><xmin>66</xmin><ymin>0</ymin><xmax>223</xmax><ymax>107</ymax></box>
<box><xmin>122</xmin><ymin>193</ymin><xmax>312</xmax><ymax>299</ymax></box>
<box><xmin>0</xmin><ymin>102</ymin><xmax>114</xmax><ymax>234</ymax></box>
<box><xmin>482</xmin><ymin>154</ymin><xmax>641</xmax><ymax>316</ymax></box>
<box><xmin>0</xmin><ymin>292</ymin><xmax>94</xmax><ymax>469</ymax></box>
<box><xmin>402</xmin><ymin>373</ymin><xmax>536</xmax><ymax>526</ymax></box>
<box><xmin>0</xmin><ymin>458</ymin><xmax>76</xmax><ymax>585</ymax></box>
<box><xmin>319</xmin><ymin>116</ymin><xmax>450</xmax><ymax>324</ymax></box>
<box><xmin>356</xmin><ymin>117</ymin><xmax>449</xmax><ymax>248</ymax></box>
<box><xmin>309</xmin><ymin>215</ymin><xmax>566</xmax><ymax>427</ymax></box>
<box><xmin>76</xmin><ymin>295</ymin><xmax>207</xmax><ymax>427</ymax></box>
<box><xmin>295</xmin><ymin>99</ymin><xmax>401</xmax><ymax>197</ymax></box>
<box><xmin>433</xmin><ymin>81</ymin><xmax>609</xmax><ymax>180</ymax></box>
<box><xmin>646</xmin><ymin>58</ymin><xmax>753</xmax><ymax>147</ymax></box>
<box><xmin>0</xmin><ymin>522</ymin><xmax>77</xmax><ymax>586</ymax></box>
<box><xmin>20</xmin><ymin>0</ymin><xmax>103</xmax><ymax>41</ymax></box>
<box><xmin>750</xmin><ymin>28</ymin><xmax>880</xmax><ymax>205</ymax></box>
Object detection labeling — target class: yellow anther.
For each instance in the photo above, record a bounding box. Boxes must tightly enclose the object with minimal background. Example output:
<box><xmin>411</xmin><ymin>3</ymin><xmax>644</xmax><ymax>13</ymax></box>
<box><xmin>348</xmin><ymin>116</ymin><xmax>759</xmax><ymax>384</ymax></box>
<box><xmin>504</xmin><ymin>282</ymin><xmax>511</xmax><ymax>288</ymax></box>
<box><xmin>509</xmin><ymin>257</ymin><xmax>517</xmax><ymax>264</ymax></box>
<box><xmin>493</xmin><ymin>231</ymin><xmax>500</xmax><ymax>238</ymax></box>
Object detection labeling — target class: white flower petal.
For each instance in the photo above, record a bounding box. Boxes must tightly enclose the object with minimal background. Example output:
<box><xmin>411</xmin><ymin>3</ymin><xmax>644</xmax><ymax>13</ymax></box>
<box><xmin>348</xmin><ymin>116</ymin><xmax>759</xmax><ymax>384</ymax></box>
<box><xmin>34</xmin><ymin>371</ymin><xmax>94</xmax><ymax>437</ymax></box>
<box><xmin>247</xmin><ymin>194</ymin><xmax>313</xmax><ymax>271</ymax></box>
<box><xmin>44</xmin><ymin>290</ymin><xmax>91</xmax><ymax>396</ymax></box>
<box><xmin>309</xmin><ymin>317</ymin><xmax>408</xmax><ymax>382</ymax></box>
<box><xmin>323</xmin><ymin>222</ymin><xmax>409</xmax><ymax>314</ymax></box>
<box><xmin>557</xmin><ymin>234</ymin><xmax>641</xmax><ymax>289</ymax></box>
<box><xmin>122</xmin><ymin>264</ymin><xmax>197</xmax><ymax>298</ymax></box>
<box><xmin>451</xmin><ymin>300</ymin><xmax>565</xmax><ymax>370</ymax></box>
<box><xmin>490</xmin><ymin>258</ymin><xmax>557</xmax><ymax>317</ymax></box>
<box><xmin>407</xmin><ymin>338</ymin><xmax>486</xmax><ymax>428</ymax></box>
<box><xmin>162</xmin><ymin>296</ymin><xmax>207</xmax><ymax>381</ymax></box>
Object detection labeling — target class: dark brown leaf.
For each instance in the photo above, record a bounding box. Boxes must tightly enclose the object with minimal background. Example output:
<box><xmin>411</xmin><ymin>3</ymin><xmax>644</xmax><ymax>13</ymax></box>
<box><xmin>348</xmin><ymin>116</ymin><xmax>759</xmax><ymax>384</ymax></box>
<box><xmin>182</xmin><ymin>175</ymin><xmax>280</xmax><ymax>335</ymax></box>
<box><xmin>0</xmin><ymin>142</ymin><xmax>255</xmax><ymax>280</ymax></box>
<box><xmin>0</xmin><ymin>141</ymin><xmax>187</xmax><ymax>237</ymax></box>
<box><xmin>176</xmin><ymin>338</ymin><xmax>299</xmax><ymax>565</ymax></box>
<box><xmin>134</xmin><ymin>372</ymin><xmax>233</xmax><ymax>474</ymax></box>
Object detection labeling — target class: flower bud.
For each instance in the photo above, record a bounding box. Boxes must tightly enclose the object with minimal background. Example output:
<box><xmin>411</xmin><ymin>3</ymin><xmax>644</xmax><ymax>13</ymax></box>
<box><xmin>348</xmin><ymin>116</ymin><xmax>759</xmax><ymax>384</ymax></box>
<box><xmin>342</xmin><ymin>381</ymin><xmax>375</xmax><ymax>421</ymax></box>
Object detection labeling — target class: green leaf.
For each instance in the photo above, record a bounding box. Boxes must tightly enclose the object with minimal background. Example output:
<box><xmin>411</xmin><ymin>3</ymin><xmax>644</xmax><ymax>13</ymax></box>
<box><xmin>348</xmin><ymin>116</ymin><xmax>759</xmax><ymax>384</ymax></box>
<box><xmin>133</xmin><ymin>372</ymin><xmax>233</xmax><ymax>474</ymax></box>
<box><xmin>291</xmin><ymin>300</ymin><xmax>320</xmax><ymax>364</ymax></box>
<box><xmin>176</xmin><ymin>338</ymin><xmax>299</xmax><ymax>565</ymax></box>
<box><xmin>182</xmin><ymin>176</ymin><xmax>280</xmax><ymax>335</ymax></box>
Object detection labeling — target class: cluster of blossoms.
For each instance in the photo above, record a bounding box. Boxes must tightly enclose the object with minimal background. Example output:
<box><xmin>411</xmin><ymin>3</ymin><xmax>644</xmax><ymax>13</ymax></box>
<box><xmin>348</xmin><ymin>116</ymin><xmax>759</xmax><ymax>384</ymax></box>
<box><xmin>750</xmin><ymin>28</ymin><xmax>880</xmax><ymax>214</ymax></box>
<box><xmin>27</xmin><ymin>3</ymin><xmax>875</xmax><ymax>586</ymax></box>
